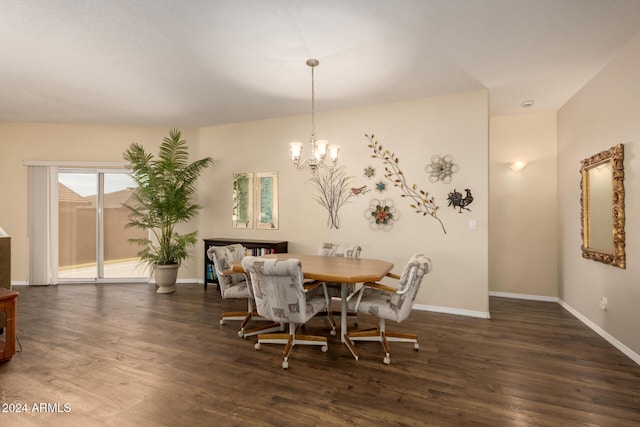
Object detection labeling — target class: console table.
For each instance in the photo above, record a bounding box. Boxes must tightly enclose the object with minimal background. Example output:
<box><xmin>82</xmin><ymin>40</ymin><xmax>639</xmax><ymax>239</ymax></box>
<box><xmin>0</xmin><ymin>289</ymin><xmax>18</xmax><ymax>362</ymax></box>
<box><xmin>203</xmin><ymin>238</ymin><xmax>288</xmax><ymax>290</ymax></box>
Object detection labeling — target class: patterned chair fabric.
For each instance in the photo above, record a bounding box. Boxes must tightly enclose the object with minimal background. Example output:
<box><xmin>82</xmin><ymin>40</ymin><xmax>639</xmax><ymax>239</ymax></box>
<box><xmin>348</xmin><ymin>253</ymin><xmax>432</xmax><ymax>323</ymax></box>
<box><xmin>207</xmin><ymin>244</ymin><xmax>250</xmax><ymax>299</ymax></box>
<box><xmin>318</xmin><ymin>243</ymin><xmax>361</xmax><ymax>258</ymax></box>
<box><xmin>318</xmin><ymin>243</ymin><xmax>362</xmax><ymax>298</ymax></box>
<box><xmin>241</xmin><ymin>257</ymin><xmax>328</xmax><ymax>325</ymax></box>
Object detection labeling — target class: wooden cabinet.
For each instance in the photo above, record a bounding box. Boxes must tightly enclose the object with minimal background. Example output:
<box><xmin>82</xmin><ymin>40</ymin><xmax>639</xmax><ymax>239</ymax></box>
<box><xmin>203</xmin><ymin>238</ymin><xmax>288</xmax><ymax>290</ymax></box>
<box><xmin>0</xmin><ymin>228</ymin><xmax>10</xmax><ymax>290</ymax></box>
<box><xmin>0</xmin><ymin>229</ymin><xmax>9</xmax><ymax>332</ymax></box>
<box><xmin>0</xmin><ymin>289</ymin><xmax>18</xmax><ymax>362</ymax></box>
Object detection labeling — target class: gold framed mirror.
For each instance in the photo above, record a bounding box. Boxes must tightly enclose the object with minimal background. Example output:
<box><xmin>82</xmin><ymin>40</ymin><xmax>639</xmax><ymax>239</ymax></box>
<box><xmin>580</xmin><ymin>144</ymin><xmax>625</xmax><ymax>268</ymax></box>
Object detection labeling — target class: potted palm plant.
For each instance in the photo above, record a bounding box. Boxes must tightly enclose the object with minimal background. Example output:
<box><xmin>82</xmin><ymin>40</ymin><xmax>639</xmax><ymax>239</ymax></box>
<box><xmin>123</xmin><ymin>129</ymin><xmax>213</xmax><ymax>293</ymax></box>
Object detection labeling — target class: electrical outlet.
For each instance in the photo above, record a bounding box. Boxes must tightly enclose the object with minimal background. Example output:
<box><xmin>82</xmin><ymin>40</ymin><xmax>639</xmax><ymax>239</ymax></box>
<box><xmin>599</xmin><ymin>297</ymin><xmax>608</xmax><ymax>311</ymax></box>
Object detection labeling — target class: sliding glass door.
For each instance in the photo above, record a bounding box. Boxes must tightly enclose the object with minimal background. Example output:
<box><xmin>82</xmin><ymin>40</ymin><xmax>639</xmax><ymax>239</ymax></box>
<box><xmin>57</xmin><ymin>170</ymin><xmax>149</xmax><ymax>281</ymax></box>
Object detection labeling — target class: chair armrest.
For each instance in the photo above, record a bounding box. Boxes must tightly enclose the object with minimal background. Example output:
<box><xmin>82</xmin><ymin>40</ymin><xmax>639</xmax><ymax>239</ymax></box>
<box><xmin>362</xmin><ymin>281</ymin><xmax>399</xmax><ymax>293</ymax></box>
<box><xmin>385</xmin><ymin>272</ymin><xmax>401</xmax><ymax>280</ymax></box>
<box><xmin>351</xmin><ymin>281</ymin><xmax>398</xmax><ymax>313</ymax></box>
<box><xmin>303</xmin><ymin>280</ymin><xmax>323</xmax><ymax>292</ymax></box>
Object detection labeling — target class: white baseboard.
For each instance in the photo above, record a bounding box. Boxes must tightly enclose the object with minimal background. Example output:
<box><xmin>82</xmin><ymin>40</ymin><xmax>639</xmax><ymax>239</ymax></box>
<box><xmin>489</xmin><ymin>291</ymin><xmax>559</xmax><ymax>302</ymax></box>
<box><xmin>558</xmin><ymin>299</ymin><xmax>640</xmax><ymax>366</ymax></box>
<box><xmin>148</xmin><ymin>278</ymin><xmax>200</xmax><ymax>285</ymax></box>
<box><xmin>10</xmin><ymin>281</ymin><xmax>28</xmax><ymax>286</ymax></box>
<box><xmin>12</xmin><ymin>279</ymin><xmax>202</xmax><ymax>286</ymax></box>
<box><xmin>488</xmin><ymin>291</ymin><xmax>640</xmax><ymax>366</ymax></box>
<box><xmin>413</xmin><ymin>303</ymin><xmax>491</xmax><ymax>319</ymax></box>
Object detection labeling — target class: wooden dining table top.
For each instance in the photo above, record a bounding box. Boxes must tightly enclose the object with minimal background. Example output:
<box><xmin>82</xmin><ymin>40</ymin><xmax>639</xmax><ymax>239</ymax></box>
<box><xmin>231</xmin><ymin>253</ymin><xmax>394</xmax><ymax>284</ymax></box>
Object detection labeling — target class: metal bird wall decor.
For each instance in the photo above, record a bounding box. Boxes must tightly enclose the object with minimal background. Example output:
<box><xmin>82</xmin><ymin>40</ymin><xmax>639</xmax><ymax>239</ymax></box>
<box><xmin>446</xmin><ymin>188</ymin><xmax>474</xmax><ymax>213</ymax></box>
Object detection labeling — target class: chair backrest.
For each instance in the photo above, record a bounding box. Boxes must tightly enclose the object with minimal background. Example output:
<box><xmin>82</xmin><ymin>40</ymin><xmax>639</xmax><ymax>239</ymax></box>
<box><xmin>391</xmin><ymin>253</ymin><xmax>432</xmax><ymax>323</ymax></box>
<box><xmin>207</xmin><ymin>244</ymin><xmax>249</xmax><ymax>295</ymax></box>
<box><xmin>318</xmin><ymin>243</ymin><xmax>361</xmax><ymax>258</ymax></box>
<box><xmin>241</xmin><ymin>257</ymin><xmax>314</xmax><ymax>324</ymax></box>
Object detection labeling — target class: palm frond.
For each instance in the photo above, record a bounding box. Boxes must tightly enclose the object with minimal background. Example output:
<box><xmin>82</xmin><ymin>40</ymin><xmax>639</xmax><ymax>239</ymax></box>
<box><xmin>123</xmin><ymin>129</ymin><xmax>213</xmax><ymax>265</ymax></box>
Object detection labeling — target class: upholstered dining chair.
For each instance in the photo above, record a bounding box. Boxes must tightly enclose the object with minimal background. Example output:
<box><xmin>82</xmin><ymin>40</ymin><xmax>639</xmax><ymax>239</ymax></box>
<box><xmin>317</xmin><ymin>243</ymin><xmax>361</xmax><ymax>324</ymax></box>
<box><xmin>345</xmin><ymin>253</ymin><xmax>432</xmax><ymax>365</ymax></box>
<box><xmin>207</xmin><ymin>244</ymin><xmax>282</xmax><ymax>338</ymax></box>
<box><xmin>241</xmin><ymin>256</ymin><xmax>332</xmax><ymax>369</ymax></box>
<box><xmin>318</xmin><ymin>243</ymin><xmax>361</xmax><ymax>297</ymax></box>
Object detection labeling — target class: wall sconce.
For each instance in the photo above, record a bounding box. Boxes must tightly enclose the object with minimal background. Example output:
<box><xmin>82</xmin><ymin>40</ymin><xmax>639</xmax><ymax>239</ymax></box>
<box><xmin>506</xmin><ymin>160</ymin><xmax>528</xmax><ymax>173</ymax></box>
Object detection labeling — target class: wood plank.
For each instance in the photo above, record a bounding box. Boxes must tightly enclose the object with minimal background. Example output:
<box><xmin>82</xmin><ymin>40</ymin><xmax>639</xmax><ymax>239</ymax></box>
<box><xmin>0</xmin><ymin>284</ymin><xmax>638</xmax><ymax>426</ymax></box>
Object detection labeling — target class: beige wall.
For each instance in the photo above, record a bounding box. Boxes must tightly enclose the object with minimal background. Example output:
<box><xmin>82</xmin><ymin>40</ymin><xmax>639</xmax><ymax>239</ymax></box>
<box><xmin>197</xmin><ymin>91</ymin><xmax>490</xmax><ymax>316</ymax></box>
<box><xmin>1</xmin><ymin>91</ymin><xmax>490</xmax><ymax>316</ymax></box>
<box><xmin>558</xmin><ymin>33</ymin><xmax>640</xmax><ymax>356</ymax></box>
<box><xmin>0</xmin><ymin>124</ymin><xmax>201</xmax><ymax>282</ymax></box>
<box><xmin>489</xmin><ymin>112</ymin><xmax>558</xmax><ymax>297</ymax></box>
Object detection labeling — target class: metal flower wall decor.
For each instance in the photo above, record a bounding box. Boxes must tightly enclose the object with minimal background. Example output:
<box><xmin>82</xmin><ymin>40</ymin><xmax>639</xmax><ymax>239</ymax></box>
<box><xmin>364</xmin><ymin>198</ymin><xmax>400</xmax><ymax>231</ymax></box>
<box><xmin>374</xmin><ymin>180</ymin><xmax>387</xmax><ymax>193</ymax></box>
<box><xmin>426</xmin><ymin>154</ymin><xmax>459</xmax><ymax>184</ymax></box>
<box><xmin>365</xmin><ymin>134</ymin><xmax>446</xmax><ymax>234</ymax></box>
<box><xmin>308</xmin><ymin>166</ymin><xmax>361</xmax><ymax>229</ymax></box>
<box><xmin>363</xmin><ymin>165</ymin><xmax>376</xmax><ymax>178</ymax></box>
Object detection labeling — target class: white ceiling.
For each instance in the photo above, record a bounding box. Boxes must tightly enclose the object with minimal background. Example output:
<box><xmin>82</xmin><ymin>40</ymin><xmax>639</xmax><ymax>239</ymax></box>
<box><xmin>2</xmin><ymin>0</ymin><xmax>640</xmax><ymax>127</ymax></box>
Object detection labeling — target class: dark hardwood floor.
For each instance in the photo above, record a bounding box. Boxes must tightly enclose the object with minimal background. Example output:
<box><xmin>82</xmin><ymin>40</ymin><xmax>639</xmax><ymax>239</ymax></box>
<box><xmin>1</xmin><ymin>283</ymin><xmax>639</xmax><ymax>426</ymax></box>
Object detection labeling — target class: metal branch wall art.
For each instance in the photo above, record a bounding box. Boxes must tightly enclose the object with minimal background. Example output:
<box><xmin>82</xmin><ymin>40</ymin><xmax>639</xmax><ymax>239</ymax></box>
<box><xmin>308</xmin><ymin>166</ymin><xmax>360</xmax><ymax>229</ymax></box>
<box><xmin>426</xmin><ymin>154</ymin><xmax>459</xmax><ymax>183</ymax></box>
<box><xmin>365</xmin><ymin>134</ymin><xmax>447</xmax><ymax>234</ymax></box>
<box><xmin>364</xmin><ymin>198</ymin><xmax>400</xmax><ymax>231</ymax></box>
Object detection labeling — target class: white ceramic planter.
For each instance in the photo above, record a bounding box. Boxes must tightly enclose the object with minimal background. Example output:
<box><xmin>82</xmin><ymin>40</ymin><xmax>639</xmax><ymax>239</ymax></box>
<box><xmin>154</xmin><ymin>264</ymin><xmax>179</xmax><ymax>294</ymax></box>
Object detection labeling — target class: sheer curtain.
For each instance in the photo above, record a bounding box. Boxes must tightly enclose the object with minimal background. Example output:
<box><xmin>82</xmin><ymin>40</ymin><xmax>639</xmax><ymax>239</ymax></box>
<box><xmin>27</xmin><ymin>165</ymin><xmax>57</xmax><ymax>285</ymax></box>
<box><xmin>26</xmin><ymin>161</ymin><xmax>130</xmax><ymax>284</ymax></box>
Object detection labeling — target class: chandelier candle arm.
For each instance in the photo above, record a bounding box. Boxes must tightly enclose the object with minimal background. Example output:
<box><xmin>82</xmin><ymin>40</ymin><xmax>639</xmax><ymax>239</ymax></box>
<box><xmin>289</xmin><ymin>59</ymin><xmax>339</xmax><ymax>172</ymax></box>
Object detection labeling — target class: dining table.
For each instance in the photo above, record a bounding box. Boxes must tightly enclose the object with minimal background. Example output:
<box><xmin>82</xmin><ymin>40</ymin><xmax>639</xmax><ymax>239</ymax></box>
<box><xmin>231</xmin><ymin>253</ymin><xmax>394</xmax><ymax>357</ymax></box>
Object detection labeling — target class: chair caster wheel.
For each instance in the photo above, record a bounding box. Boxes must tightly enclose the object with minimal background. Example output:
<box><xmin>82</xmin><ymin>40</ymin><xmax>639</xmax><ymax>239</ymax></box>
<box><xmin>330</xmin><ymin>330</ymin><xmax>336</xmax><ymax>336</ymax></box>
<box><xmin>237</xmin><ymin>330</ymin><xmax>244</xmax><ymax>338</ymax></box>
<box><xmin>282</xmin><ymin>360</ymin><xmax>289</xmax><ymax>369</ymax></box>
<box><xmin>219</xmin><ymin>319</ymin><xmax>225</xmax><ymax>326</ymax></box>
<box><xmin>383</xmin><ymin>356</ymin><xmax>391</xmax><ymax>365</ymax></box>
<box><xmin>321</xmin><ymin>345</ymin><xmax>328</xmax><ymax>353</ymax></box>
<box><xmin>414</xmin><ymin>343</ymin><xmax>419</xmax><ymax>351</ymax></box>
<box><xmin>254</xmin><ymin>343</ymin><xmax>261</xmax><ymax>350</ymax></box>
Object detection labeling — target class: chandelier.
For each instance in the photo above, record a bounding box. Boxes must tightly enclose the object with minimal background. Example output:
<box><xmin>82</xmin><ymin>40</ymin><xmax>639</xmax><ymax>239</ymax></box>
<box><xmin>289</xmin><ymin>59</ymin><xmax>339</xmax><ymax>172</ymax></box>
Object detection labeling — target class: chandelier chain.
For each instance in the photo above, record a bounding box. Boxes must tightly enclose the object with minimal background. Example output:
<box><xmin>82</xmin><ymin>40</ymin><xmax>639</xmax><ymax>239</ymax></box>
<box><xmin>310</xmin><ymin>63</ymin><xmax>315</xmax><ymax>139</ymax></box>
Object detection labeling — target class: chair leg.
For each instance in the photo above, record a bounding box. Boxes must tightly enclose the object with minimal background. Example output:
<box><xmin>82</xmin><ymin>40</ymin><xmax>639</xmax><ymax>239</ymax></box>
<box><xmin>220</xmin><ymin>311</ymin><xmax>250</xmax><ymax>325</ymax></box>
<box><xmin>329</xmin><ymin>310</ymin><xmax>358</xmax><ymax>325</ymax></box>
<box><xmin>343</xmin><ymin>334</ymin><xmax>359</xmax><ymax>360</ymax></box>
<box><xmin>310</xmin><ymin>310</ymin><xmax>337</xmax><ymax>336</ymax></box>
<box><xmin>346</xmin><ymin>319</ymin><xmax>419</xmax><ymax>364</ymax></box>
<box><xmin>240</xmin><ymin>309</ymin><xmax>284</xmax><ymax>338</ymax></box>
<box><xmin>385</xmin><ymin>331</ymin><xmax>419</xmax><ymax>346</ymax></box>
<box><xmin>255</xmin><ymin>323</ymin><xmax>328</xmax><ymax>369</ymax></box>
<box><xmin>381</xmin><ymin>331</ymin><xmax>391</xmax><ymax>365</ymax></box>
<box><xmin>242</xmin><ymin>321</ymin><xmax>285</xmax><ymax>338</ymax></box>
<box><xmin>221</xmin><ymin>304</ymin><xmax>284</xmax><ymax>338</ymax></box>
